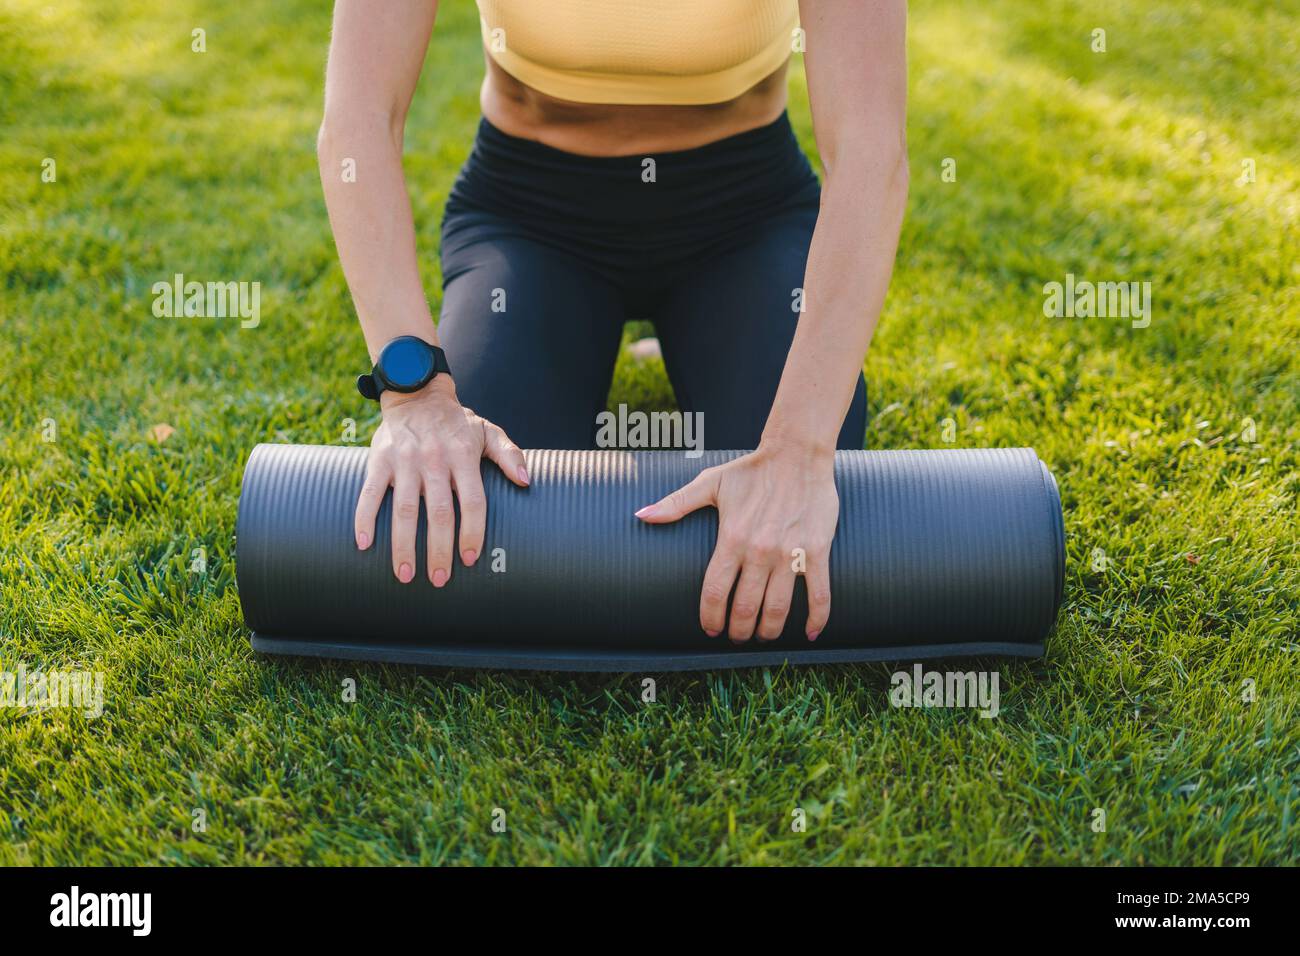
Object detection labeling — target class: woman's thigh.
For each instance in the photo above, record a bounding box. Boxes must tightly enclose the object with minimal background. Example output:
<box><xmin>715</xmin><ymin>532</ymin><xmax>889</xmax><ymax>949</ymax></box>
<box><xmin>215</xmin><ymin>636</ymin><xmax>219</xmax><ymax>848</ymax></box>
<box><xmin>652</xmin><ymin>214</ymin><xmax>868</xmax><ymax>451</ymax></box>
<box><xmin>438</xmin><ymin>232</ymin><xmax>625</xmax><ymax>449</ymax></box>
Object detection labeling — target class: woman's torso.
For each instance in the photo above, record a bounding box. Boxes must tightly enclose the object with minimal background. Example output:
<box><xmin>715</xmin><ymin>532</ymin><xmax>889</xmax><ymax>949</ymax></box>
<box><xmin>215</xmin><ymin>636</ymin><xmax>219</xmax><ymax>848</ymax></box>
<box><xmin>475</xmin><ymin>0</ymin><xmax>797</xmax><ymax>156</ymax></box>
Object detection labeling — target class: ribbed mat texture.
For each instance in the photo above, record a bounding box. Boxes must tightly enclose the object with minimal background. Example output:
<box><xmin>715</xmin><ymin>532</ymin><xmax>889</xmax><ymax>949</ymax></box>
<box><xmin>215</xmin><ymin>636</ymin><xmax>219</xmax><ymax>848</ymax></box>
<box><xmin>236</xmin><ymin>445</ymin><xmax>1064</xmax><ymax>669</ymax></box>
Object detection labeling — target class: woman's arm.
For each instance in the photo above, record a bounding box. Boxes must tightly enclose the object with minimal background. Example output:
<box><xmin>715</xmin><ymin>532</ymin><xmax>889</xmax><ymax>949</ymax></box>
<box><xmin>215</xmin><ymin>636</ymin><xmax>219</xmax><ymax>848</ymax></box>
<box><xmin>637</xmin><ymin>0</ymin><xmax>908</xmax><ymax>643</ymax></box>
<box><xmin>318</xmin><ymin>0</ymin><xmax>528</xmax><ymax>588</ymax></box>
<box><xmin>318</xmin><ymin>0</ymin><xmax>440</xmax><ymax>356</ymax></box>
<box><xmin>765</xmin><ymin>0</ymin><xmax>909</xmax><ymax>453</ymax></box>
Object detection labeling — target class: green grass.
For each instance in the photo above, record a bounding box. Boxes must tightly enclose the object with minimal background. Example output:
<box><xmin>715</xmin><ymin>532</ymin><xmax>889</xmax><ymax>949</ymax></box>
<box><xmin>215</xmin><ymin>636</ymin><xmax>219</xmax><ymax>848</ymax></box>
<box><xmin>1</xmin><ymin>0</ymin><xmax>1296</xmax><ymax>865</ymax></box>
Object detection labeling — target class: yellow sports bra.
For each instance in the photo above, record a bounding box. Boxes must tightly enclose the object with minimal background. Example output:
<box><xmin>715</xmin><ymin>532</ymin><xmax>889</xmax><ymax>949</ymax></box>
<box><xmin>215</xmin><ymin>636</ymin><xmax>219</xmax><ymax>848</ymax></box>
<box><xmin>476</xmin><ymin>0</ymin><xmax>799</xmax><ymax>106</ymax></box>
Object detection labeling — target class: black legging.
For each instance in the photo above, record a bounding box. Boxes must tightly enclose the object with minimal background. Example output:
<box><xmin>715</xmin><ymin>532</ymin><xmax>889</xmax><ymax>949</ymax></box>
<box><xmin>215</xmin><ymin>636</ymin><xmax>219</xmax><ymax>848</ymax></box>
<box><xmin>436</xmin><ymin>113</ymin><xmax>868</xmax><ymax>451</ymax></box>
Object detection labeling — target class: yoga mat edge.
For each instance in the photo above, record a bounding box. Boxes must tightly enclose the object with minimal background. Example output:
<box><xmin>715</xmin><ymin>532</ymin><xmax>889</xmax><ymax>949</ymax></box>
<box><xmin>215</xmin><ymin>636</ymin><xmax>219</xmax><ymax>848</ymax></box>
<box><xmin>250</xmin><ymin>634</ymin><xmax>1047</xmax><ymax>673</ymax></box>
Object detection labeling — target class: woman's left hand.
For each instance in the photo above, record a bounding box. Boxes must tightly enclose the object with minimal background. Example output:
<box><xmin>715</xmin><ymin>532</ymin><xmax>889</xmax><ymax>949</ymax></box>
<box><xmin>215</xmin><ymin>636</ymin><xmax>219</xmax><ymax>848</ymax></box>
<box><xmin>635</xmin><ymin>444</ymin><xmax>838</xmax><ymax>643</ymax></box>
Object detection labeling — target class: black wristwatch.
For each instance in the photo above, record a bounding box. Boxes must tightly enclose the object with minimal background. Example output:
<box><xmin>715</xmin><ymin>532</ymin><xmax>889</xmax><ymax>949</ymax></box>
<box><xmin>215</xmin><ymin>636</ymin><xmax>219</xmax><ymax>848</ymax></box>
<box><xmin>357</xmin><ymin>336</ymin><xmax>451</xmax><ymax>401</ymax></box>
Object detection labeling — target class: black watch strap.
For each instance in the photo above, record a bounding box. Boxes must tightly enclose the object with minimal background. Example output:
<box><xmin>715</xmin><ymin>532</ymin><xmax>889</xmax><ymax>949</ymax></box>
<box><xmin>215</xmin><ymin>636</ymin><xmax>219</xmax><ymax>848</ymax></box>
<box><xmin>356</xmin><ymin>371</ymin><xmax>382</xmax><ymax>401</ymax></box>
<box><xmin>430</xmin><ymin>345</ymin><xmax>451</xmax><ymax>375</ymax></box>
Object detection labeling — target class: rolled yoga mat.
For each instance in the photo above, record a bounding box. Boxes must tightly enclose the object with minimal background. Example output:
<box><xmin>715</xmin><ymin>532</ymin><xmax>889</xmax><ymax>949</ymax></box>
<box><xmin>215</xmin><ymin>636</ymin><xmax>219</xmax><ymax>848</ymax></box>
<box><xmin>239</xmin><ymin>444</ymin><xmax>1060</xmax><ymax>671</ymax></box>
<box><xmin>236</xmin><ymin>445</ymin><xmax>1064</xmax><ymax>671</ymax></box>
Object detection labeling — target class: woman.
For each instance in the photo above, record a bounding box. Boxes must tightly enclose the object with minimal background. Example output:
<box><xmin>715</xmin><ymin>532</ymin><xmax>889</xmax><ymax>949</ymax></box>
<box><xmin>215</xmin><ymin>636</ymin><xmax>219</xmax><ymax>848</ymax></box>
<box><xmin>317</xmin><ymin>0</ymin><xmax>908</xmax><ymax>646</ymax></box>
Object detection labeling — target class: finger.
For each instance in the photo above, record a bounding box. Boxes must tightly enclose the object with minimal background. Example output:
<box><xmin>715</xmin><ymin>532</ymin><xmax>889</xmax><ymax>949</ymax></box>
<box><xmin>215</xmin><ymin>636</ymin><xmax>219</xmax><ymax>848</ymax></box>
<box><xmin>699</xmin><ymin>545</ymin><xmax>741</xmax><ymax>638</ymax></box>
<box><xmin>805</xmin><ymin>552</ymin><xmax>832</xmax><ymax>640</ymax></box>
<box><xmin>635</xmin><ymin>469</ymin><xmax>718</xmax><ymax>524</ymax></box>
<box><xmin>423</xmin><ymin>469</ymin><xmax>454</xmax><ymax>587</ymax></box>
<box><xmin>756</xmin><ymin>563</ymin><xmax>796</xmax><ymax>642</ymax></box>
<box><xmin>390</xmin><ymin>469</ymin><xmax>420</xmax><ymax>584</ymax></box>
<box><xmin>354</xmin><ymin>458</ymin><xmax>392</xmax><ymax>551</ymax></box>
<box><xmin>451</xmin><ymin>463</ymin><xmax>487</xmax><ymax>567</ymax></box>
<box><xmin>483</xmin><ymin>421</ymin><xmax>530</xmax><ymax>487</ymax></box>
<box><xmin>727</xmin><ymin>563</ymin><xmax>770</xmax><ymax>643</ymax></box>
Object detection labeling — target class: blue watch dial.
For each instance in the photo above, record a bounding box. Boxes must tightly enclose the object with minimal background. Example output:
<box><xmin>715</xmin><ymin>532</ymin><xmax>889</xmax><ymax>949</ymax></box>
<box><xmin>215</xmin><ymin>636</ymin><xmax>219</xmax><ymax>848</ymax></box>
<box><xmin>379</xmin><ymin>337</ymin><xmax>435</xmax><ymax>390</ymax></box>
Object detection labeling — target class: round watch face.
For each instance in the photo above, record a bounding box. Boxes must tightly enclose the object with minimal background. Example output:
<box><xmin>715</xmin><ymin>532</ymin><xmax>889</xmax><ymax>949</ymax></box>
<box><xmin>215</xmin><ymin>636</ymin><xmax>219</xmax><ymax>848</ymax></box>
<box><xmin>379</xmin><ymin>337</ymin><xmax>434</xmax><ymax>391</ymax></box>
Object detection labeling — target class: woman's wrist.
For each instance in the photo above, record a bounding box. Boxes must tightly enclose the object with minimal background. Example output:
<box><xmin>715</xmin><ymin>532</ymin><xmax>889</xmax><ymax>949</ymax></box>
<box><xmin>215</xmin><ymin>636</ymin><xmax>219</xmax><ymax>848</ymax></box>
<box><xmin>758</xmin><ymin>371</ymin><xmax>852</xmax><ymax>464</ymax></box>
<box><xmin>757</xmin><ymin>422</ymin><xmax>836</xmax><ymax>465</ymax></box>
<box><xmin>379</xmin><ymin>373</ymin><xmax>457</xmax><ymax>412</ymax></box>
<box><xmin>363</xmin><ymin>318</ymin><xmax>439</xmax><ymax>364</ymax></box>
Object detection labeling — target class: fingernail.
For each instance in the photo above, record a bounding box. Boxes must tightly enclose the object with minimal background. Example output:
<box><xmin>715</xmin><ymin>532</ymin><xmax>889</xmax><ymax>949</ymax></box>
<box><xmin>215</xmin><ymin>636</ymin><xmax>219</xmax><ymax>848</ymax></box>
<box><xmin>704</xmin><ymin>628</ymin><xmax>720</xmax><ymax>638</ymax></box>
<box><xmin>398</xmin><ymin>563</ymin><xmax>413</xmax><ymax>583</ymax></box>
<box><xmin>357</xmin><ymin>531</ymin><xmax>370</xmax><ymax>550</ymax></box>
<box><xmin>463</xmin><ymin>549</ymin><xmax>477</xmax><ymax>566</ymax></box>
<box><xmin>807</xmin><ymin>629</ymin><xmax>821</xmax><ymax>642</ymax></box>
<box><xmin>634</xmin><ymin>505</ymin><xmax>656</xmax><ymax>519</ymax></box>
<box><xmin>517</xmin><ymin>466</ymin><xmax>530</xmax><ymax>485</ymax></box>
<box><xmin>432</xmin><ymin>568</ymin><xmax>448</xmax><ymax>587</ymax></box>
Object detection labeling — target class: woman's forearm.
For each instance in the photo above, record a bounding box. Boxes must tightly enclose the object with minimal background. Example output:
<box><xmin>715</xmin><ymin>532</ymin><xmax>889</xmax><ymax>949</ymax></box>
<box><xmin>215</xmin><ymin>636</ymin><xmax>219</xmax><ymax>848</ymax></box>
<box><xmin>761</xmin><ymin>151</ymin><xmax>909</xmax><ymax>456</ymax></box>
<box><xmin>317</xmin><ymin>0</ymin><xmax>439</xmax><ymax>364</ymax></box>
<box><xmin>318</xmin><ymin>116</ymin><xmax>438</xmax><ymax>363</ymax></box>
<box><xmin>766</xmin><ymin>0</ymin><xmax>908</xmax><ymax>456</ymax></box>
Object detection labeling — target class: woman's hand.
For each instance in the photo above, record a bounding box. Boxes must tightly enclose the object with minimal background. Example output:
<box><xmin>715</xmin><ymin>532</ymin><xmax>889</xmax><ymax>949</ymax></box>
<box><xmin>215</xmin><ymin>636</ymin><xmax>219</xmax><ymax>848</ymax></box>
<box><xmin>355</xmin><ymin>377</ymin><xmax>529</xmax><ymax>585</ymax></box>
<box><xmin>635</xmin><ymin>443</ymin><xmax>838</xmax><ymax>643</ymax></box>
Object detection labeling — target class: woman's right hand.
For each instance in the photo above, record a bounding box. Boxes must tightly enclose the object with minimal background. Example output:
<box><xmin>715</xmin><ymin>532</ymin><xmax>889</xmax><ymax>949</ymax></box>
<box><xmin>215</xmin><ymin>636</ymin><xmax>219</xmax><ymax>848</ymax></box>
<box><xmin>355</xmin><ymin>376</ymin><xmax>530</xmax><ymax>585</ymax></box>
